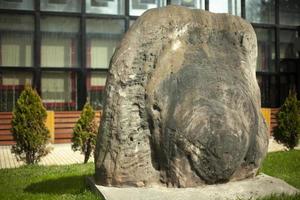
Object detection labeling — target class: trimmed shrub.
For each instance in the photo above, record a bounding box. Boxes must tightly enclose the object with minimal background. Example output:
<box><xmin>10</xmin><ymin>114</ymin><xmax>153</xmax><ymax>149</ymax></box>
<box><xmin>72</xmin><ymin>103</ymin><xmax>99</xmax><ymax>163</ymax></box>
<box><xmin>11</xmin><ymin>85</ymin><xmax>51</xmax><ymax>164</ymax></box>
<box><xmin>273</xmin><ymin>89</ymin><xmax>300</xmax><ymax>149</ymax></box>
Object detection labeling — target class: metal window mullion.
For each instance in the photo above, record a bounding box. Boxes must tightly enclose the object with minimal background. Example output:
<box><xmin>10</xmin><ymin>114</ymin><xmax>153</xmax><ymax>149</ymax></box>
<box><xmin>241</xmin><ymin>0</ymin><xmax>245</xmax><ymax>19</ymax></box>
<box><xmin>125</xmin><ymin>0</ymin><xmax>130</xmax><ymax>31</ymax></box>
<box><xmin>34</xmin><ymin>0</ymin><xmax>41</xmax><ymax>94</ymax></box>
<box><xmin>205</xmin><ymin>0</ymin><xmax>209</xmax><ymax>11</ymax></box>
<box><xmin>77</xmin><ymin>0</ymin><xmax>87</xmax><ymax>110</ymax></box>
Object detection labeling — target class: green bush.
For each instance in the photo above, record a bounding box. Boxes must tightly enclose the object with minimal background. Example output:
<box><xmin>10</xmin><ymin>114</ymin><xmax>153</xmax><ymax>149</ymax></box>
<box><xmin>11</xmin><ymin>85</ymin><xmax>51</xmax><ymax>164</ymax></box>
<box><xmin>72</xmin><ymin>103</ymin><xmax>99</xmax><ymax>163</ymax></box>
<box><xmin>273</xmin><ymin>89</ymin><xmax>300</xmax><ymax>149</ymax></box>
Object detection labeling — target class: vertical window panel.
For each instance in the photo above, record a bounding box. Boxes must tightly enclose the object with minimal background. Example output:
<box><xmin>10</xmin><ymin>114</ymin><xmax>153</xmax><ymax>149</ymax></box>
<box><xmin>86</xmin><ymin>19</ymin><xmax>124</xmax><ymax>69</ymax></box>
<box><xmin>255</xmin><ymin>28</ymin><xmax>276</xmax><ymax>72</ymax></box>
<box><xmin>86</xmin><ymin>0</ymin><xmax>124</xmax><ymax>15</ymax></box>
<box><xmin>280</xmin><ymin>30</ymin><xmax>298</xmax><ymax>59</ymax></box>
<box><xmin>0</xmin><ymin>71</ymin><xmax>33</xmax><ymax>111</ymax></box>
<box><xmin>41</xmin><ymin>71</ymin><xmax>77</xmax><ymax>111</ymax></box>
<box><xmin>0</xmin><ymin>14</ymin><xmax>34</xmax><ymax>67</ymax></box>
<box><xmin>257</xmin><ymin>75</ymin><xmax>270</xmax><ymax>107</ymax></box>
<box><xmin>270</xmin><ymin>75</ymin><xmax>279</xmax><ymax>107</ymax></box>
<box><xmin>245</xmin><ymin>0</ymin><xmax>275</xmax><ymax>24</ymax></box>
<box><xmin>279</xmin><ymin>30</ymin><xmax>299</xmax><ymax>73</ymax></box>
<box><xmin>170</xmin><ymin>0</ymin><xmax>205</xmax><ymax>9</ymax></box>
<box><xmin>0</xmin><ymin>0</ymin><xmax>34</xmax><ymax>10</ymax></box>
<box><xmin>41</xmin><ymin>16</ymin><xmax>80</xmax><ymax>68</ymax></box>
<box><xmin>129</xmin><ymin>0</ymin><xmax>166</xmax><ymax>16</ymax></box>
<box><xmin>40</xmin><ymin>0</ymin><xmax>81</xmax><ymax>12</ymax></box>
<box><xmin>280</xmin><ymin>74</ymin><xmax>296</xmax><ymax>105</ymax></box>
<box><xmin>209</xmin><ymin>0</ymin><xmax>241</xmax><ymax>16</ymax></box>
<box><xmin>279</xmin><ymin>0</ymin><xmax>300</xmax><ymax>26</ymax></box>
<box><xmin>87</xmin><ymin>72</ymin><xmax>107</xmax><ymax>110</ymax></box>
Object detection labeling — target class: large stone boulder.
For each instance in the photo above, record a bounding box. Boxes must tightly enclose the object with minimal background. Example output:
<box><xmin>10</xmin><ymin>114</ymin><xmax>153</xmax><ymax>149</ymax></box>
<box><xmin>94</xmin><ymin>5</ymin><xmax>269</xmax><ymax>188</ymax></box>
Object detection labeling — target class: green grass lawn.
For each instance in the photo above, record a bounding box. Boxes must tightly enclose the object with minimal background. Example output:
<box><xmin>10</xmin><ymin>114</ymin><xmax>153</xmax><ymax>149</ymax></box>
<box><xmin>259</xmin><ymin>150</ymin><xmax>300</xmax><ymax>200</ymax></box>
<box><xmin>0</xmin><ymin>162</ymin><xmax>99</xmax><ymax>200</ymax></box>
<box><xmin>0</xmin><ymin>150</ymin><xmax>299</xmax><ymax>200</ymax></box>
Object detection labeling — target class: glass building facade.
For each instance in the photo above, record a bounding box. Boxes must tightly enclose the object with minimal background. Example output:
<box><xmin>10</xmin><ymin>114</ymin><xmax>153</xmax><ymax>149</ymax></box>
<box><xmin>0</xmin><ymin>0</ymin><xmax>299</xmax><ymax>111</ymax></box>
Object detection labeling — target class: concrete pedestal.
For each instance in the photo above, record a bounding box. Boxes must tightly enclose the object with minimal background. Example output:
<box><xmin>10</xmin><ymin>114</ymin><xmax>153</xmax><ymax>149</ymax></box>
<box><xmin>87</xmin><ymin>174</ymin><xmax>299</xmax><ymax>200</ymax></box>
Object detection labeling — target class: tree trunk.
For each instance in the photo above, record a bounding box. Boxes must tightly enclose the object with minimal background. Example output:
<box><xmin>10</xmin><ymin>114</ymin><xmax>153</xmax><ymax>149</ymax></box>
<box><xmin>84</xmin><ymin>139</ymin><xmax>92</xmax><ymax>164</ymax></box>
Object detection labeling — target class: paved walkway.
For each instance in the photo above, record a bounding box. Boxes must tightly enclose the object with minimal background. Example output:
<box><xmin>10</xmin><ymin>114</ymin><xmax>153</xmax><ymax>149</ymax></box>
<box><xmin>0</xmin><ymin>143</ymin><xmax>93</xmax><ymax>169</ymax></box>
<box><xmin>0</xmin><ymin>139</ymin><xmax>299</xmax><ymax>169</ymax></box>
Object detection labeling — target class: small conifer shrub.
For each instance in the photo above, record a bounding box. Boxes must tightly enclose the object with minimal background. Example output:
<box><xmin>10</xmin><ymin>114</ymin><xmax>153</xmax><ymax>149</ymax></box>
<box><xmin>72</xmin><ymin>103</ymin><xmax>99</xmax><ymax>163</ymax></box>
<box><xmin>11</xmin><ymin>85</ymin><xmax>51</xmax><ymax>164</ymax></box>
<box><xmin>274</xmin><ymin>89</ymin><xmax>300</xmax><ymax>149</ymax></box>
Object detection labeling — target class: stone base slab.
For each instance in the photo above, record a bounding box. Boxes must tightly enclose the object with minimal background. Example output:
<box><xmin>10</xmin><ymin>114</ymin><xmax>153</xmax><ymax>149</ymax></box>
<box><xmin>87</xmin><ymin>174</ymin><xmax>299</xmax><ymax>200</ymax></box>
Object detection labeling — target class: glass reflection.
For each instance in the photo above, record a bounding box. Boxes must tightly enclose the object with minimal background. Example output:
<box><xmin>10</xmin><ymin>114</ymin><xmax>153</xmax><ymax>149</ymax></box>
<box><xmin>129</xmin><ymin>0</ymin><xmax>166</xmax><ymax>16</ymax></box>
<box><xmin>86</xmin><ymin>0</ymin><xmax>124</xmax><ymax>15</ymax></box>
<box><xmin>246</xmin><ymin>0</ymin><xmax>275</xmax><ymax>24</ymax></box>
<box><xmin>210</xmin><ymin>0</ymin><xmax>241</xmax><ymax>16</ymax></box>
<box><xmin>255</xmin><ymin>28</ymin><xmax>276</xmax><ymax>72</ymax></box>
<box><xmin>170</xmin><ymin>0</ymin><xmax>205</xmax><ymax>9</ymax></box>
<box><xmin>279</xmin><ymin>0</ymin><xmax>300</xmax><ymax>26</ymax></box>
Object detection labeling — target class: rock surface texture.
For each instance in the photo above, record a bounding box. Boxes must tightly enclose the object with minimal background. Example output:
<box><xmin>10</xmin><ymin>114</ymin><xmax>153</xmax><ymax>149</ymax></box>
<box><xmin>95</xmin><ymin>5</ymin><xmax>269</xmax><ymax>187</ymax></box>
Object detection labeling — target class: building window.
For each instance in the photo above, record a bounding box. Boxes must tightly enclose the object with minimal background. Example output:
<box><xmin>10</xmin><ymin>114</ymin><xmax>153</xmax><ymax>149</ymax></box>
<box><xmin>86</xmin><ymin>19</ymin><xmax>124</xmax><ymax>69</ymax></box>
<box><xmin>41</xmin><ymin>71</ymin><xmax>77</xmax><ymax>111</ymax></box>
<box><xmin>0</xmin><ymin>14</ymin><xmax>34</xmax><ymax>67</ymax></box>
<box><xmin>270</xmin><ymin>75</ymin><xmax>279</xmax><ymax>107</ymax></box>
<box><xmin>87</xmin><ymin>72</ymin><xmax>107</xmax><ymax>110</ymax></box>
<box><xmin>246</xmin><ymin>0</ymin><xmax>275</xmax><ymax>24</ymax></box>
<box><xmin>40</xmin><ymin>0</ymin><xmax>81</xmax><ymax>13</ymax></box>
<box><xmin>130</xmin><ymin>20</ymin><xmax>136</xmax><ymax>27</ymax></box>
<box><xmin>255</xmin><ymin>28</ymin><xmax>276</xmax><ymax>72</ymax></box>
<box><xmin>0</xmin><ymin>0</ymin><xmax>34</xmax><ymax>10</ymax></box>
<box><xmin>0</xmin><ymin>71</ymin><xmax>32</xmax><ymax>112</ymax></box>
<box><xmin>41</xmin><ymin>16</ymin><xmax>80</xmax><ymax>68</ymax></box>
<box><xmin>279</xmin><ymin>30</ymin><xmax>299</xmax><ymax>73</ymax></box>
<box><xmin>257</xmin><ymin>75</ymin><xmax>269</xmax><ymax>107</ymax></box>
<box><xmin>86</xmin><ymin>0</ymin><xmax>124</xmax><ymax>15</ymax></box>
<box><xmin>280</xmin><ymin>74</ymin><xmax>296</xmax><ymax>104</ymax></box>
<box><xmin>170</xmin><ymin>0</ymin><xmax>205</xmax><ymax>9</ymax></box>
<box><xmin>209</xmin><ymin>0</ymin><xmax>241</xmax><ymax>16</ymax></box>
<box><xmin>279</xmin><ymin>0</ymin><xmax>300</xmax><ymax>26</ymax></box>
<box><xmin>280</xmin><ymin>30</ymin><xmax>299</xmax><ymax>60</ymax></box>
<box><xmin>129</xmin><ymin>0</ymin><xmax>166</xmax><ymax>16</ymax></box>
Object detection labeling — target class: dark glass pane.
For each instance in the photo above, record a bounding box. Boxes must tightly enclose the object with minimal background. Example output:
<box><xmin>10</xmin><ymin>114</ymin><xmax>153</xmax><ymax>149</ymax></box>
<box><xmin>0</xmin><ymin>71</ymin><xmax>32</xmax><ymax>112</ymax></box>
<box><xmin>279</xmin><ymin>0</ymin><xmax>300</xmax><ymax>26</ymax></box>
<box><xmin>86</xmin><ymin>0</ymin><xmax>124</xmax><ymax>15</ymax></box>
<box><xmin>279</xmin><ymin>30</ymin><xmax>299</xmax><ymax>72</ymax></box>
<box><xmin>170</xmin><ymin>0</ymin><xmax>204</xmax><ymax>9</ymax></box>
<box><xmin>255</xmin><ymin>28</ymin><xmax>276</xmax><ymax>72</ymax></box>
<box><xmin>270</xmin><ymin>75</ymin><xmax>279</xmax><ymax>107</ymax></box>
<box><xmin>41</xmin><ymin>71</ymin><xmax>77</xmax><ymax>111</ymax></box>
<box><xmin>209</xmin><ymin>0</ymin><xmax>241</xmax><ymax>16</ymax></box>
<box><xmin>87</xmin><ymin>72</ymin><xmax>107</xmax><ymax>110</ymax></box>
<box><xmin>246</xmin><ymin>0</ymin><xmax>275</xmax><ymax>24</ymax></box>
<box><xmin>41</xmin><ymin>16</ymin><xmax>80</xmax><ymax>68</ymax></box>
<box><xmin>40</xmin><ymin>0</ymin><xmax>81</xmax><ymax>13</ymax></box>
<box><xmin>280</xmin><ymin>74</ymin><xmax>296</xmax><ymax>105</ymax></box>
<box><xmin>130</xmin><ymin>20</ymin><xmax>135</xmax><ymax>27</ymax></box>
<box><xmin>257</xmin><ymin>75</ymin><xmax>270</xmax><ymax>107</ymax></box>
<box><xmin>0</xmin><ymin>0</ymin><xmax>34</xmax><ymax>10</ymax></box>
<box><xmin>86</xmin><ymin>19</ymin><xmax>124</xmax><ymax>69</ymax></box>
<box><xmin>129</xmin><ymin>0</ymin><xmax>166</xmax><ymax>16</ymax></box>
<box><xmin>0</xmin><ymin>14</ymin><xmax>34</xmax><ymax>67</ymax></box>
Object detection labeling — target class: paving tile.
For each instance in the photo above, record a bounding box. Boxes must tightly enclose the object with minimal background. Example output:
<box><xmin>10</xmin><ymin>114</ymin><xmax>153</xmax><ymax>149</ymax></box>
<box><xmin>0</xmin><ymin>144</ymin><xmax>93</xmax><ymax>169</ymax></box>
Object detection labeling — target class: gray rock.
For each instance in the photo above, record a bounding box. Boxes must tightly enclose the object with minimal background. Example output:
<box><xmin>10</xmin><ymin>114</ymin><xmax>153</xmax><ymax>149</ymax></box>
<box><xmin>94</xmin><ymin>5</ymin><xmax>269</xmax><ymax>187</ymax></box>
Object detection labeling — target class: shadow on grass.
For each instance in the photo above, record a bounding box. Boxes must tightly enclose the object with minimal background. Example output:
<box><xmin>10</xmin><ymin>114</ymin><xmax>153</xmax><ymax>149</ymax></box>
<box><xmin>24</xmin><ymin>175</ymin><xmax>87</xmax><ymax>195</ymax></box>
